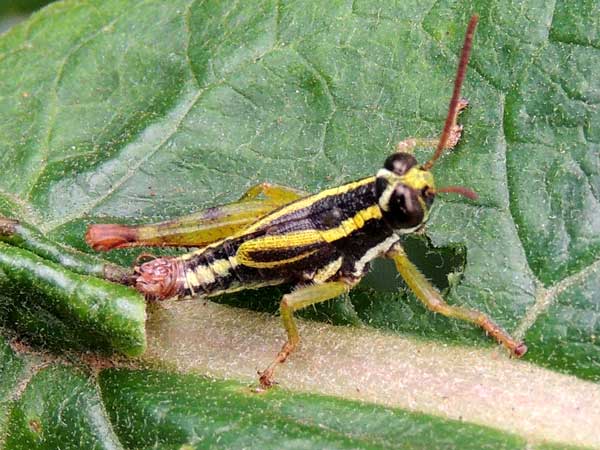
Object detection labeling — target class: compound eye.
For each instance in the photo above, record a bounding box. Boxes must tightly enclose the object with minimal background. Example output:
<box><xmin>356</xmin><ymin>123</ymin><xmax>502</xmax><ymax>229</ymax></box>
<box><xmin>393</xmin><ymin>185</ymin><xmax>416</xmax><ymax>215</ymax></box>
<box><xmin>387</xmin><ymin>184</ymin><xmax>424</xmax><ymax>229</ymax></box>
<box><xmin>422</xmin><ymin>187</ymin><xmax>436</xmax><ymax>208</ymax></box>
<box><xmin>384</xmin><ymin>153</ymin><xmax>418</xmax><ymax>176</ymax></box>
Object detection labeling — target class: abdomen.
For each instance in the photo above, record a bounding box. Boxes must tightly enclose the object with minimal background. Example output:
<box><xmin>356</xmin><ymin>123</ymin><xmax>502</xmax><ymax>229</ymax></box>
<box><xmin>135</xmin><ymin>236</ymin><xmax>291</xmax><ymax>300</ymax></box>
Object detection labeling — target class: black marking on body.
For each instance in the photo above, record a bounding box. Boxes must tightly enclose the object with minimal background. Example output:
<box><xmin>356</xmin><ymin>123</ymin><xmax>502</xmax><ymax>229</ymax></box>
<box><xmin>242</xmin><ymin>242</ymin><xmax>325</xmax><ymax>263</ymax></box>
<box><xmin>334</xmin><ymin>219</ymin><xmax>396</xmax><ymax>278</ymax></box>
<box><xmin>255</xmin><ymin>182</ymin><xmax>377</xmax><ymax>232</ymax></box>
<box><xmin>178</xmin><ymin>179</ymin><xmax>396</xmax><ymax>296</ymax></box>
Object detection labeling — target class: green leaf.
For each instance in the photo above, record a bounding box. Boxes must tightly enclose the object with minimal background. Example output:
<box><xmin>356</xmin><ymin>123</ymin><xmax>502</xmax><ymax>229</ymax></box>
<box><xmin>0</xmin><ymin>0</ymin><xmax>598</xmax><ymax>448</ymax></box>
<box><xmin>4</xmin><ymin>364</ymin><xmax>122</xmax><ymax>450</ymax></box>
<box><xmin>98</xmin><ymin>368</ymin><xmax>526</xmax><ymax>449</ymax></box>
<box><xmin>0</xmin><ymin>242</ymin><xmax>145</xmax><ymax>356</ymax></box>
<box><xmin>0</xmin><ymin>1</ymin><xmax>55</xmax><ymax>34</ymax></box>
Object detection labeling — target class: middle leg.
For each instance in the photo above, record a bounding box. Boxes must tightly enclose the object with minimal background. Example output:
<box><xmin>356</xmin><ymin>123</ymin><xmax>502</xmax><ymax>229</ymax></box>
<box><xmin>259</xmin><ymin>280</ymin><xmax>353</xmax><ymax>388</ymax></box>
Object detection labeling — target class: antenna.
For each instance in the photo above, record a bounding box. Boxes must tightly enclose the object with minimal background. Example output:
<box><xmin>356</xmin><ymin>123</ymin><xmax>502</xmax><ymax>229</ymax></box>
<box><xmin>422</xmin><ymin>15</ymin><xmax>478</xmax><ymax>171</ymax></box>
<box><xmin>435</xmin><ymin>185</ymin><xmax>478</xmax><ymax>199</ymax></box>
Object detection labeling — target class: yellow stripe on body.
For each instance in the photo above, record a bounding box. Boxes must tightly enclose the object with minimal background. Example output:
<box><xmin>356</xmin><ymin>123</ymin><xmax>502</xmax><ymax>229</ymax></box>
<box><xmin>240</xmin><ymin>177</ymin><xmax>376</xmax><ymax>234</ymax></box>
<box><xmin>185</xmin><ymin>265</ymin><xmax>214</xmax><ymax>290</ymax></box>
<box><xmin>320</xmin><ymin>204</ymin><xmax>382</xmax><ymax>242</ymax></box>
<box><xmin>184</xmin><ymin>258</ymin><xmax>236</xmax><ymax>292</ymax></box>
<box><xmin>186</xmin><ymin>272</ymin><xmax>286</xmax><ymax>298</ymax></box>
<box><xmin>209</xmin><ymin>258</ymin><xmax>235</xmax><ymax>277</ymax></box>
<box><xmin>237</xmin><ymin>248</ymin><xmax>320</xmax><ymax>269</ymax></box>
<box><xmin>313</xmin><ymin>257</ymin><xmax>343</xmax><ymax>283</ymax></box>
<box><xmin>236</xmin><ymin>204</ymin><xmax>382</xmax><ymax>268</ymax></box>
<box><xmin>180</xmin><ymin>177</ymin><xmax>380</xmax><ymax>273</ymax></box>
<box><xmin>179</xmin><ymin>238</ymin><xmax>231</xmax><ymax>261</ymax></box>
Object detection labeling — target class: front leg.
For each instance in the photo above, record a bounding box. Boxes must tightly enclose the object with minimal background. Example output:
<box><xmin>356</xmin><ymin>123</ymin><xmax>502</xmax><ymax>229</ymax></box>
<box><xmin>259</xmin><ymin>280</ymin><xmax>353</xmax><ymax>388</ymax></box>
<box><xmin>395</xmin><ymin>98</ymin><xmax>469</xmax><ymax>153</ymax></box>
<box><xmin>386</xmin><ymin>243</ymin><xmax>526</xmax><ymax>357</ymax></box>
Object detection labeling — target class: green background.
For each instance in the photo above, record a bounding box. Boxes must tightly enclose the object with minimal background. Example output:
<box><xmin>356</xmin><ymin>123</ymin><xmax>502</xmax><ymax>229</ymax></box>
<box><xmin>0</xmin><ymin>0</ymin><xmax>598</xmax><ymax>448</ymax></box>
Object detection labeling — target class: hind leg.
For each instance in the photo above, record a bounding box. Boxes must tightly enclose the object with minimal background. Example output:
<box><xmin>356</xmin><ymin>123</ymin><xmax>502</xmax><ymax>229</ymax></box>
<box><xmin>86</xmin><ymin>182</ymin><xmax>308</xmax><ymax>251</ymax></box>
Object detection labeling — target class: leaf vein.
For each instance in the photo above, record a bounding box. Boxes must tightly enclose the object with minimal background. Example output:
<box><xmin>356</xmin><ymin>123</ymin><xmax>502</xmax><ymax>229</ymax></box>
<box><xmin>514</xmin><ymin>257</ymin><xmax>600</xmax><ymax>339</ymax></box>
<box><xmin>183</xmin><ymin>0</ymin><xmax>202</xmax><ymax>89</ymax></box>
<box><xmin>41</xmin><ymin>83</ymin><xmax>205</xmax><ymax>232</ymax></box>
<box><xmin>24</xmin><ymin>4</ymin><xmax>141</xmax><ymax>202</ymax></box>
<box><xmin>293</xmin><ymin>49</ymin><xmax>337</xmax><ymax>167</ymax></box>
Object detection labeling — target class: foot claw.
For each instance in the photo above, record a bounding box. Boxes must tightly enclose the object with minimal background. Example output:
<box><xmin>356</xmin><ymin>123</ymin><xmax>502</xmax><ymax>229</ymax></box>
<box><xmin>258</xmin><ymin>370</ymin><xmax>277</xmax><ymax>389</ymax></box>
<box><xmin>513</xmin><ymin>342</ymin><xmax>528</xmax><ymax>358</ymax></box>
<box><xmin>442</xmin><ymin>98</ymin><xmax>469</xmax><ymax>149</ymax></box>
<box><xmin>445</xmin><ymin>124</ymin><xmax>464</xmax><ymax>149</ymax></box>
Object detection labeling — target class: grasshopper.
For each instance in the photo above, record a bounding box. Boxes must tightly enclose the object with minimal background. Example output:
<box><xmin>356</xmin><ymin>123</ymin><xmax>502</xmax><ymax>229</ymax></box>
<box><xmin>86</xmin><ymin>16</ymin><xmax>526</xmax><ymax>387</ymax></box>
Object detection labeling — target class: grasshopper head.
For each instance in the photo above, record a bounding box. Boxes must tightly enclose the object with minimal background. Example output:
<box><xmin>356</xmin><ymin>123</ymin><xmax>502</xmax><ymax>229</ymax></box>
<box><xmin>375</xmin><ymin>153</ymin><xmax>435</xmax><ymax>232</ymax></box>
<box><xmin>375</xmin><ymin>152</ymin><xmax>477</xmax><ymax>233</ymax></box>
<box><xmin>374</xmin><ymin>15</ymin><xmax>479</xmax><ymax>233</ymax></box>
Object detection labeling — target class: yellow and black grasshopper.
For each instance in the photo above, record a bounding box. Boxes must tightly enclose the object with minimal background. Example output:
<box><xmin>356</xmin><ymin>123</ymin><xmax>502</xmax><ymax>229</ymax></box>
<box><xmin>86</xmin><ymin>16</ymin><xmax>526</xmax><ymax>387</ymax></box>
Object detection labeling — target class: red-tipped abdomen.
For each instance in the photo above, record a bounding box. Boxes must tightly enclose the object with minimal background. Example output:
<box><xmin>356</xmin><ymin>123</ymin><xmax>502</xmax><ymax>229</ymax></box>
<box><xmin>85</xmin><ymin>224</ymin><xmax>138</xmax><ymax>251</ymax></box>
<box><xmin>134</xmin><ymin>257</ymin><xmax>184</xmax><ymax>300</ymax></box>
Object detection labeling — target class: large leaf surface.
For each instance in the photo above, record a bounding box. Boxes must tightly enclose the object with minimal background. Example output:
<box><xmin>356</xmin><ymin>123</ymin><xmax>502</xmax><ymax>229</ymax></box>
<box><xmin>0</xmin><ymin>0</ymin><xmax>598</xmax><ymax>448</ymax></box>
